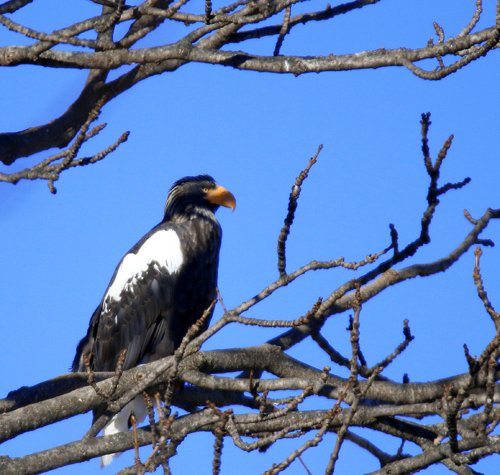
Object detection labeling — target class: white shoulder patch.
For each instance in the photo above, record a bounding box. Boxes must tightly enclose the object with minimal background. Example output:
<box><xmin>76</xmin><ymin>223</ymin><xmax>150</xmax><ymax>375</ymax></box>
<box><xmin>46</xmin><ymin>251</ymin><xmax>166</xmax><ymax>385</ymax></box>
<box><xmin>105</xmin><ymin>229</ymin><xmax>183</xmax><ymax>302</ymax></box>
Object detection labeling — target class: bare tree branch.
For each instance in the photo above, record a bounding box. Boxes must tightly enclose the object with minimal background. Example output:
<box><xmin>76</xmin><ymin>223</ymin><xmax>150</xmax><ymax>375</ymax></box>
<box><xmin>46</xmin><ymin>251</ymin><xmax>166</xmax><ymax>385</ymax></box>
<box><xmin>0</xmin><ymin>1</ymin><xmax>498</xmax><ymax>175</ymax></box>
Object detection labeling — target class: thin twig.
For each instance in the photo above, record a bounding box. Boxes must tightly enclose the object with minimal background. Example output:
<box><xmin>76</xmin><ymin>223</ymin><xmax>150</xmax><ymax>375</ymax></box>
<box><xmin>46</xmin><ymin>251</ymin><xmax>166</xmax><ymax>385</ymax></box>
<box><xmin>473</xmin><ymin>247</ymin><xmax>500</xmax><ymax>330</ymax></box>
<box><xmin>277</xmin><ymin>145</ymin><xmax>322</xmax><ymax>277</ymax></box>
<box><xmin>273</xmin><ymin>6</ymin><xmax>291</xmax><ymax>56</ymax></box>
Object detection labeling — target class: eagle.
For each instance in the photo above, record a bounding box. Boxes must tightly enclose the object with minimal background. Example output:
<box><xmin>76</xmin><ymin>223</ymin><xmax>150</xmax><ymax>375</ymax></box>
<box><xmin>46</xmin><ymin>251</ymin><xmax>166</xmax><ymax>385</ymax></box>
<box><xmin>72</xmin><ymin>175</ymin><xmax>235</xmax><ymax>465</ymax></box>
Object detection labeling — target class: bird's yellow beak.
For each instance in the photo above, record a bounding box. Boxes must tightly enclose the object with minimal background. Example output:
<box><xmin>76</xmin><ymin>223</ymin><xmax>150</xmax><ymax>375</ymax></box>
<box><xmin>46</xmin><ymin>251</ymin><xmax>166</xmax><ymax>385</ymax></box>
<box><xmin>205</xmin><ymin>185</ymin><xmax>236</xmax><ymax>210</ymax></box>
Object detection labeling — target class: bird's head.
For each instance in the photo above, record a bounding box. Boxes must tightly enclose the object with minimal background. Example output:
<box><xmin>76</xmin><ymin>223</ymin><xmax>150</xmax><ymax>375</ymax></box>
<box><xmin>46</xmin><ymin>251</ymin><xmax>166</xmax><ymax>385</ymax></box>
<box><xmin>164</xmin><ymin>175</ymin><xmax>236</xmax><ymax>220</ymax></box>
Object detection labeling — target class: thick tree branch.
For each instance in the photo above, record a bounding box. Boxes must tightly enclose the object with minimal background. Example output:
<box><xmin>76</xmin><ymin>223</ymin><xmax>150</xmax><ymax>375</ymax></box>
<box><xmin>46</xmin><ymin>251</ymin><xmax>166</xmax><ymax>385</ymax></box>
<box><xmin>0</xmin><ymin>26</ymin><xmax>497</xmax><ymax>71</ymax></box>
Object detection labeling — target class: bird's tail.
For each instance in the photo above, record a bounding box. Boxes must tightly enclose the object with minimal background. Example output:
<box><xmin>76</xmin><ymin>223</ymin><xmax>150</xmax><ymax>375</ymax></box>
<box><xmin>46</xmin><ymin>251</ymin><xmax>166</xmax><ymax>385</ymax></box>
<box><xmin>101</xmin><ymin>396</ymin><xmax>147</xmax><ymax>467</ymax></box>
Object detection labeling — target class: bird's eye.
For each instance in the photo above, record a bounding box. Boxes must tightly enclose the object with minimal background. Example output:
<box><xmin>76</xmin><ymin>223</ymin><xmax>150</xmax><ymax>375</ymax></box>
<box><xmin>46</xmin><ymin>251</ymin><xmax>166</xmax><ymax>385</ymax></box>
<box><xmin>202</xmin><ymin>187</ymin><xmax>209</xmax><ymax>193</ymax></box>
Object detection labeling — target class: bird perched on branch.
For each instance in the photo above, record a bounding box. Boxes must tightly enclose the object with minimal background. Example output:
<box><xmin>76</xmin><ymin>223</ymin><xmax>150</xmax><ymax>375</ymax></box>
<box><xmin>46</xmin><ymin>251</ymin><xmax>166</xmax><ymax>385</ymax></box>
<box><xmin>72</xmin><ymin>175</ymin><xmax>235</xmax><ymax>465</ymax></box>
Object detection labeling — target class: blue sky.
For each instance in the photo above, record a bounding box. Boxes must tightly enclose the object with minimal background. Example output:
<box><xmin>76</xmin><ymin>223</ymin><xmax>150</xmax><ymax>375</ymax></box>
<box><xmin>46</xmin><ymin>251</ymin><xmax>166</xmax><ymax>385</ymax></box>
<box><xmin>1</xmin><ymin>1</ymin><xmax>499</xmax><ymax>474</ymax></box>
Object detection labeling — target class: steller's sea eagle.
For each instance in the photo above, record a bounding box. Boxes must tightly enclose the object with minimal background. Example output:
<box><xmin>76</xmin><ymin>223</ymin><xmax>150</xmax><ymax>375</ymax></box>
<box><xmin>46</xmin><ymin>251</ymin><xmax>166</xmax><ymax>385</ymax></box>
<box><xmin>72</xmin><ymin>175</ymin><xmax>235</xmax><ymax>465</ymax></box>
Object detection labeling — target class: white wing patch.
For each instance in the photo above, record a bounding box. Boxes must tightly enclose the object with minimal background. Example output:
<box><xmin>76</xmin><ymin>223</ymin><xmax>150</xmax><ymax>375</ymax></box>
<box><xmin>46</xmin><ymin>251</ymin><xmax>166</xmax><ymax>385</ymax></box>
<box><xmin>105</xmin><ymin>229</ymin><xmax>183</xmax><ymax>303</ymax></box>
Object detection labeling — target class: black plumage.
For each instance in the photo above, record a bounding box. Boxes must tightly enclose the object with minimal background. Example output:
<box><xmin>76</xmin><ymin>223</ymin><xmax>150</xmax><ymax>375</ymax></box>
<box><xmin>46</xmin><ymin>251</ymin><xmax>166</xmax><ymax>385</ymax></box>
<box><xmin>72</xmin><ymin>175</ymin><xmax>235</xmax><ymax>374</ymax></box>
